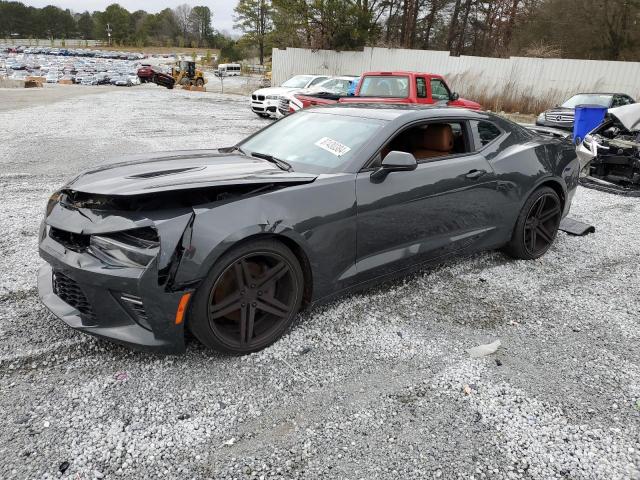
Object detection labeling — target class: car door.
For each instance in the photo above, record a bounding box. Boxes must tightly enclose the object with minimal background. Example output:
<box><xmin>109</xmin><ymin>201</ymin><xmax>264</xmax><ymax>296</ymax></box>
<box><xmin>354</xmin><ymin>120</ymin><xmax>506</xmax><ymax>280</ymax></box>
<box><xmin>430</xmin><ymin>78</ymin><xmax>454</xmax><ymax>105</ymax></box>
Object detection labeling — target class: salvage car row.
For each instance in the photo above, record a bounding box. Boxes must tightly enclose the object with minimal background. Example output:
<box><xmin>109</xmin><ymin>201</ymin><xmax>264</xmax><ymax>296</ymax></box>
<box><xmin>0</xmin><ymin>50</ymin><xmax>148</xmax><ymax>86</ymax></box>
<box><xmin>1</xmin><ymin>44</ymin><xmax>146</xmax><ymax>60</ymax></box>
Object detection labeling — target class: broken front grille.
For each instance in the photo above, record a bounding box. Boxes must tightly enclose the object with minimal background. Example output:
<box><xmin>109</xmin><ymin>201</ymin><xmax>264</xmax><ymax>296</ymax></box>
<box><xmin>49</xmin><ymin>227</ymin><xmax>90</xmax><ymax>252</ymax></box>
<box><xmin>53</xmin><ymin>271</ymin><xmax>95</xmax><ymax>320</ymax></box>
<box><xmin>278</xmin><ymin>97</ymin><xmax>290</xmax><ymax>115</ymax></box>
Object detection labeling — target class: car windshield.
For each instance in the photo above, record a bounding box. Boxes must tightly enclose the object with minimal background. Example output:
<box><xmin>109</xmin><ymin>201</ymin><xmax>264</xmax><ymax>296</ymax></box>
<box><xmin>359</xmin><ymin>76</ymin><xmax>409</xmax><ymax>97</ymax></box>
<box><xmin>562</xmin><ymin>94</ymin><xmax>613</xmax><ymax>108</ymax></box>
<box><xmin>282</xmin><ymin>75</ymin><xmax>314</xmax><ymax>88</ymax></box>
<box><xmin>239</xmin><ymin>111</ymin><xmax>386</xmax><ymax>174</ymax></box>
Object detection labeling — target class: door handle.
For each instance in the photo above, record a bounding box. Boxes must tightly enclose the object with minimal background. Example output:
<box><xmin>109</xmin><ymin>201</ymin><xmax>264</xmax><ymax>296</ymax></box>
<box><xmin>466</xmin><ymin>169</ymin><xmax>487</xmax><ymax>179</ymax></box>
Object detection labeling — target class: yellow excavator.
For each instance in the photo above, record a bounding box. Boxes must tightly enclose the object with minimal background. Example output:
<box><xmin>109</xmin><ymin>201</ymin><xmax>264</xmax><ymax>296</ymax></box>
<box><xmin>172</xmin><ymin>60</ymin><xmax>207</xmax><ymax>87</ymax></box>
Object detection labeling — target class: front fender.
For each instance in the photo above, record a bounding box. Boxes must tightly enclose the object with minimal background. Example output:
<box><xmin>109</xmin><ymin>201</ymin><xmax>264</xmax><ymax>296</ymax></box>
<box><xmin>182</xmin><ymin>219</ymin><xmax>312</xmax><ymax>286</ymax></box>
<box><xmin>172</xmin><ymin>193</ymin><xmax>318</xmax><ymax>290</ymax></box>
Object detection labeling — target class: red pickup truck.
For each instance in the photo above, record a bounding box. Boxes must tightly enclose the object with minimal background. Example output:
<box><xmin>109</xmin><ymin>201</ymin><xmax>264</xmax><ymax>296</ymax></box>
<box><xmin>286</xmin><ymin>71</ymin><xmax>481</xmax><ymax>114</ymax></box>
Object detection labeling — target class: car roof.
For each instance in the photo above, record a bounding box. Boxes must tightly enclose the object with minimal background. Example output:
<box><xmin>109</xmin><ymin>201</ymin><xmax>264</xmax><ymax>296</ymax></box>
<box><xmin>364</xmin><ymin>71</ymin><xmax>443</xmax><ymax>78</ymax></box>
<box><xmin>307</xmin><ymin>103</ymin><xmax>487</xmax><ymax>121</ymax></box>
<box><xmin>322</xmin><ymin>76</ymin><xmax>358</xmax><ymax>81</ymax></box>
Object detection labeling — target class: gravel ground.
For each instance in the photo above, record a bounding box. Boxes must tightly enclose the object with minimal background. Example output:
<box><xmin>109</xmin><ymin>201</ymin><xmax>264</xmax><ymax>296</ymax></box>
<box><xmin>0</xmin><ymin>86</ymin><xmax>638</xmax><ymax>480</ymax></box>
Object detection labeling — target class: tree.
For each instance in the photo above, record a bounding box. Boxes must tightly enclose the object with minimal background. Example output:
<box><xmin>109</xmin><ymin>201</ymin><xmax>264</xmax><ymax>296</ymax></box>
<box><xmin>269</xmin><ymin>0</ymin><xmax>376</xmax><ymax>51</ymax></box>
<box><xmin>76</xmin><ymin>11</ymin><xmax>94</xmax><ymax>39</ymax></box>
<box><xmin>189</xmin><ymin>6</ymin><xmax>213</xmax><ymax>46</ymax></box>
<box><xmin>37</xmin><ymin>5</ymin><xmax>76</xmax><ymax>39</ymax></box>
<box><xmin>142</xmin><ymin>8</ymin><xmax>180</xmax><ymax>46</ymax></box>
<box><xmin>234</xmin><ymin>0</ymin><xmax>272</xmax><ymax>64</ymax></box>
<box><xmin>95</xmin><ymin>4</ymin><xmax>132</xmax><ymax>44</ymax></box>
<box><xmin>174</xmin><ymin>4</ymin><xmax>192</xmax><ymax>43</ymax></box>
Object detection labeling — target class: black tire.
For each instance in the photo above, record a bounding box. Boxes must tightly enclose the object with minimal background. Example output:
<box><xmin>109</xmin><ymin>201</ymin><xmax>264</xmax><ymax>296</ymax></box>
<box><xmin>195</xmin><ymin>77</ymin><xmax>204</xmax><ymax>87</ymax></box>
<box><xmin>188</xmin><ymin>239</ymin><xmax>304</xmax><ymax>354</ymax></box>
<box><xmin>256</xmin><ymin>113</ymin><xmax>270</xmax><ymax>118</ymax></box>
<box><xmin>503</xmin><ymin>186</ymin><xmax>562</xmax><ymax>260</ymax></box>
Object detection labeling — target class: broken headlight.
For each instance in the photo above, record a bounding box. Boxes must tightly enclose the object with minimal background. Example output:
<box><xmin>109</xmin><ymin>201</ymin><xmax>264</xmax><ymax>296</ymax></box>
<box><xmin>90</xmin><ymin>228</ymin><xmax>159</xmax><ymax>268</ymax></box>
<box><xmin>45</xmin><ymin>191</ymin><xmax>62</xmax><ymax>217</ymax></box>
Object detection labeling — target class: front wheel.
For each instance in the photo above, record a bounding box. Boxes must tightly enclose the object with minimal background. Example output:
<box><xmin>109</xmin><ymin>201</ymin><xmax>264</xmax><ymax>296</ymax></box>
<box><xmin>195</xmin><ymin>77</ymin><xmax>204</xmax><ymax>87</ymax></box>
<box><xmin>188</xmin><ymin>239</ymin><xmax>304</xmax><ymax>354</ymax></box>
<box><xmin>503</xmin><ymin>186</ymin><xmax>562</xmax><ymax>260</ymax></box>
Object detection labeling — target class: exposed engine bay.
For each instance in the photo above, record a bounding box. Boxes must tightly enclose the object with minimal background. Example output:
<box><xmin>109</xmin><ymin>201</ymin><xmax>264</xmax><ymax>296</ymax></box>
<box><xmin>576</xmin><ymin>104</ymin><xmax>640</xmax><ymax>195</ymax></box>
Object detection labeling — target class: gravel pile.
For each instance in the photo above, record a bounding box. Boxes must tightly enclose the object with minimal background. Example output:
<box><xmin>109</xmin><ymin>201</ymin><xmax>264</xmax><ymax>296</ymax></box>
<box><xmin>0</xmin><ymin>86</ymin><xmax>638</xmax><ymax>479</ymax></box>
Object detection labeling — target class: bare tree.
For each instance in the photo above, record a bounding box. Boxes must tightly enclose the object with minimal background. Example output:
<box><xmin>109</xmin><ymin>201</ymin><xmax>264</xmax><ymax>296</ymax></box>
<box><xmin>174</xmin><ymin>4</ymin><xmax>193</xmax><ymax>43</ymax></box>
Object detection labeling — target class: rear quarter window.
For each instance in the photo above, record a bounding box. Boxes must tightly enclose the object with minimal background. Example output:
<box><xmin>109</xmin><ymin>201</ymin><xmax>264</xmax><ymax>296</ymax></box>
<box><xmin>471</xmin><ymin>120</ymin><xmax>503</xmax><ymax>149</ymax></box>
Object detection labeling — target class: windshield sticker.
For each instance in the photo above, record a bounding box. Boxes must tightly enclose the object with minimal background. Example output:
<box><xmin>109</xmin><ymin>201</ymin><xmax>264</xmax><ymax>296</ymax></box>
<box><xmin>314</xmin><ymin>137</ymin><xmax>351</xmax><ymax>157</ymax></box>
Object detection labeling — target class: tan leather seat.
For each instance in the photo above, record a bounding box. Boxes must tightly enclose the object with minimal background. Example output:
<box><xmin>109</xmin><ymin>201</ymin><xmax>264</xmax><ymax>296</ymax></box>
<box><xmin>413</xmin><ymin>124</ymin><xmax>454</xmax><ymax>159</ymax></box>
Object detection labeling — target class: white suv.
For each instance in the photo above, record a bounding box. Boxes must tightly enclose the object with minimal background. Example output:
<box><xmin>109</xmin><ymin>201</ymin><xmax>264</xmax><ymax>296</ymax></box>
<box><xmin>250</xmin><ymin>75</ymin><xmax>328</xmax><ymax>118</ymax></box>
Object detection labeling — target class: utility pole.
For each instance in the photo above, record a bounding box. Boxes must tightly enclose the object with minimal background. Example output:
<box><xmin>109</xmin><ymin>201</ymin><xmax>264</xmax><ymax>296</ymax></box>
<box><xmin>105</xmin><ymin>23</ymin><xmax>112</xmax><ymax>46</ymax></box>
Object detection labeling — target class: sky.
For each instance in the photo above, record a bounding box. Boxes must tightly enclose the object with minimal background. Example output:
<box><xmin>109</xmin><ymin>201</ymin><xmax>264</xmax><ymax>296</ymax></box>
<box><xmin>20</xmin><ymin>0</ymin><xmax>238</xmax><ymax>33</ymax></box>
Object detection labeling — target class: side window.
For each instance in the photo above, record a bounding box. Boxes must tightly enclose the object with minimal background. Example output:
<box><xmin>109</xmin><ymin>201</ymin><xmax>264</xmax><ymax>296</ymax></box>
<box><xmin>611</xmin><ymin>95</ymin><xmax>623</xmax><ymax>107</ymax></box>
<box><xmin>471</xmin><ymin>120</ymin><xmax>502</xmax><ymax>149</ymax></box>
<box><xmin>309</xmin><ymin>77</ymin><xmax>327</xmax><ymax>86</ymax></box>
<box><xmin>430</xmin><ymin>79</ymin><xmax>451</xmax><ymax>101</ymax></box>
<box><xmin>416</xmin><ymin>77</ymin><xmax>427</xmax><ymax>98</ymax></box>
<box><xmin>376</xmin><ymin>121</ymin><xmax>470</xmax><ymax>166</ymax></box>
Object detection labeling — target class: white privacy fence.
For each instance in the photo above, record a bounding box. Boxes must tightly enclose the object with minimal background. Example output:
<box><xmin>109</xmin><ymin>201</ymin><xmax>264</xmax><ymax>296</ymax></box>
<box><xmin>272</xmin><ymin>47</ymin><xmax>640</xmax><ymax>104</ymax></box>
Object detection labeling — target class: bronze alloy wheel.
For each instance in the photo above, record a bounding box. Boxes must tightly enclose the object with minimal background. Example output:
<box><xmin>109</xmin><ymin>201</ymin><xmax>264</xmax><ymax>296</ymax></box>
<box><xmin>197</xmin><ymin>244</ymin><xmax>302</xmax><ymax>352</ymax></box>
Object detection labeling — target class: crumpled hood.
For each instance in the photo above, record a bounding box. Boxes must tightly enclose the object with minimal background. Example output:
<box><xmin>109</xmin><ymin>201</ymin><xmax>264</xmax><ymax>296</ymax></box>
<box><xmin>252</xmin><ymin>86</ymin><xmax>300</xmax><ymax>97</ymax></box>
<box><xmin>65</xmin><ymin>149</ymin><xmax>316</xmax><ymax>196</ymax></box>
<box><xmin>607</xmin><ymin>103</ymin><xmax>640</xmax><ymax>132</ymax></box>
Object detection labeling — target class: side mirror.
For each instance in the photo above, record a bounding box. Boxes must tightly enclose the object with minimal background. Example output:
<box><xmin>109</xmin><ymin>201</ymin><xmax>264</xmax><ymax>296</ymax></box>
<box><xmin>450</xmin><ymin>92</ymin><xmax>460</xmax><ymax>101</ymax></box>
<box><xmin>371</xmin><ymin>151</ymin><xmax>417</xmax><ymax>182</ymax></box>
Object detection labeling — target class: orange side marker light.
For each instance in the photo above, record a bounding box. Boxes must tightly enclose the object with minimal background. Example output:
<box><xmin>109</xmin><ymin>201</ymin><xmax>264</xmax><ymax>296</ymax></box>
<box><xmin>175</xmin><ymin>293</ymin><xmax>192</xmax><ymax>325</ymax></box>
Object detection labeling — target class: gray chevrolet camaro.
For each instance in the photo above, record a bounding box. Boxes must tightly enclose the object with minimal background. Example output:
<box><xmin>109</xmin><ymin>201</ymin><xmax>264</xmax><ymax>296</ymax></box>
<box><xmin>38</xmin><ymin>105</ymin><xmax>580</xmax><ymax>354</ymax></box>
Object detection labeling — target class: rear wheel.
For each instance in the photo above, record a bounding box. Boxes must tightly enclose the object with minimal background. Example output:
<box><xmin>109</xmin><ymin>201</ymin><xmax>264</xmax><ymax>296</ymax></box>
<box><xmin>189</xmin><ymin>239</ymin><xmax>304</xmax><ymax>354</ymax></box>
<box><xmin>503</xmin><ymin>186</ymin><xmax>562</xmax><ymax>260</ymax></box>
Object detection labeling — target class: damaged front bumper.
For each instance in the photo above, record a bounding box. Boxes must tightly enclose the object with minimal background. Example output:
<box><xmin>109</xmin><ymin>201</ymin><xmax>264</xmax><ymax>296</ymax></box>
<box><xmin>251</xmin><ymin>97</ymin><xmax>279</xmax><ymax>117</ymax></box>
<box><xmin>575</xmin><ymin>104</ymin><xmax>640</xmax><ymax>194</ymax></box>
<box><xmin>38</xmin><ymin>202</ymin><xmax>196</xmax><ymax>353</ymax></box>
<box><xmin>576</xmin><ymin>133</ymin><xmax>640</xmax><ymax>194</ymax></box>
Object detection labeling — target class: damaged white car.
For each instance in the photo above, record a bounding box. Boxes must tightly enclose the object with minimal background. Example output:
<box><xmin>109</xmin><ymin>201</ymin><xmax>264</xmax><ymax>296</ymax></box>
<box><xmin>576</xmin><ymin>103</ymin><xmax>640</xmax><ymax>193</ymax></box>
<box><xmin>250</xmin><ymin>74</ymin><xmax>329</xmax><ymax>118</ymax></box>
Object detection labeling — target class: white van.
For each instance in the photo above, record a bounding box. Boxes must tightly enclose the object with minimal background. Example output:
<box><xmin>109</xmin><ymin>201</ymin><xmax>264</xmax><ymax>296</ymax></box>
<box><xmin>217</xmin><ymin>63</ymin><xmax>241</xmax><ymax>77</ymax></box>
